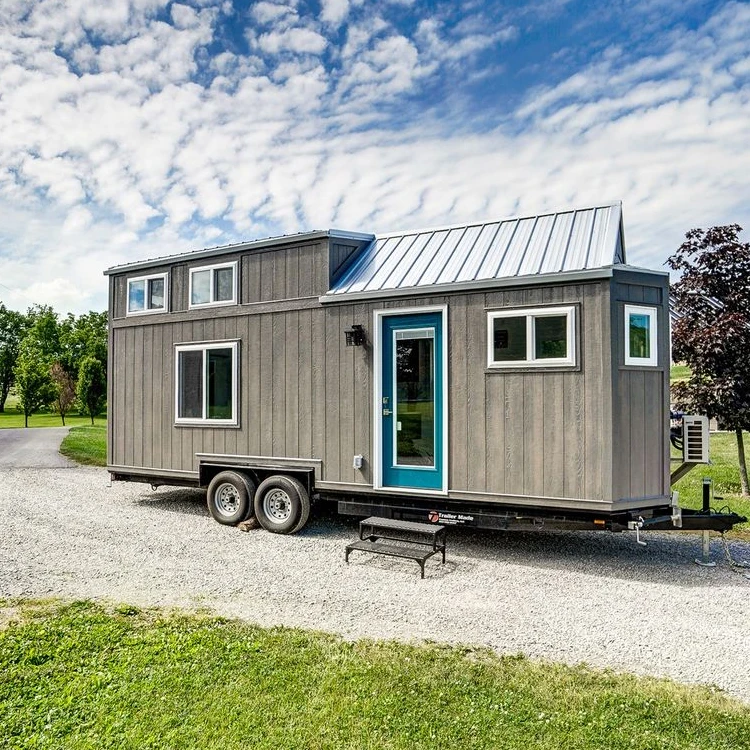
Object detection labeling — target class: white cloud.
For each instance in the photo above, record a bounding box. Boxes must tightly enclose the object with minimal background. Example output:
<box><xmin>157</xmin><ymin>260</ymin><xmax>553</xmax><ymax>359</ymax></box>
<box><xmin>320</xmin><ymin>0</ymin><xmax>349</xmax><ymax>26</ymax></box>
<box><xmin>257</xmin><ymin>26</ymin><xmax>328</xmax><ymax>55</ymax></box>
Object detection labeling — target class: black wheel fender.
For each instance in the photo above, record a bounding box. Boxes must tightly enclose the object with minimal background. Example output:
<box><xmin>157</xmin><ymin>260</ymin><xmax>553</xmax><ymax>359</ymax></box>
<box><xmin>254</xmin><ymin>475</ymin><xmax>311</xmax><ymax>534</ymax></box>
<box><xmin>206</xmin><ymin>470</ymin><xmax>256</xmax><ymax>525</ymax></box>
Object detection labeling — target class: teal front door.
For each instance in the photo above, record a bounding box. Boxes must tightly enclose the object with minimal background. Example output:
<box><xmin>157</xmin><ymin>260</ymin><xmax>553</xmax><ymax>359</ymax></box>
<box><xmin>381</xmin><ymin>312</ymin><xmax>444</xmax><ymax>490</ymax></box>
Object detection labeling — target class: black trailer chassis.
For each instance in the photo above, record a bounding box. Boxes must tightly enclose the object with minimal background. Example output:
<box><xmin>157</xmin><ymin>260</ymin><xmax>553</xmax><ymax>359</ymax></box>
<box><xmin>332</xmin><ymin>494</ymin><xmax>746</xmax><ymax>535</ymax></box>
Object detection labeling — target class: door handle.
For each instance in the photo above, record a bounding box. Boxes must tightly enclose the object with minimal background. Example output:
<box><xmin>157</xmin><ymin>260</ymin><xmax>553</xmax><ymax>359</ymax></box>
<box><xmin>382</xmin><ymin>409</ymin><xmax>392</xmax><ymax>416</ymax></box>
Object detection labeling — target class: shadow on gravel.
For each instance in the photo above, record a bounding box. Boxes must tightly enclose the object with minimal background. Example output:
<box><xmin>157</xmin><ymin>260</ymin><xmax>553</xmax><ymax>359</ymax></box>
<box><xmin>129</xmin><ymin>490</ymin><xmax>749</xmax><ymax>586</ymax></box>
<box><xmin>133</xmin><ymin>487</ymin><xmax>209</xmax><ymax>517</ymax></box>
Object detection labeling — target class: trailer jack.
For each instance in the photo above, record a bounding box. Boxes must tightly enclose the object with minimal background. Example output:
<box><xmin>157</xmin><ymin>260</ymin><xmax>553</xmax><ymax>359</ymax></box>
<box><xmin>627</xmin><ymin>518</ymin><xmax>647</xmax><ymax>546</ymax></box>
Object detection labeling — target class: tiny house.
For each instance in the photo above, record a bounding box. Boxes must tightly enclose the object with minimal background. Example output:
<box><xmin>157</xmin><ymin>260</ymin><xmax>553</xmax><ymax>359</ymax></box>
<box><xmin>106</xmin><ymin>201</ymin><xmax>687</xmax><ymax>534</ymax></box>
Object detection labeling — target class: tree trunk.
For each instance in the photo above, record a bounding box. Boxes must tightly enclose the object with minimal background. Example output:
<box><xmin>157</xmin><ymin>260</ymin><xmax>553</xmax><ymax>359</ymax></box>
<box><xmin>24</xmin><ymin>411</ymin><xmax>28</xmax><ymax>428</ymax></box>
<box><xmin>90</xmin><ymin>413</ymin><xmax>94</xmax><ymax>426</ymax></box>
<box><xmin>737</xmin><ymin>427</ymin><xmax>749</xmax><ymax>497</ymax></box>
<box><xmin>61</xmin><ymin>412</ymin><xmax>66</xmax><ymax>426</ymax></box>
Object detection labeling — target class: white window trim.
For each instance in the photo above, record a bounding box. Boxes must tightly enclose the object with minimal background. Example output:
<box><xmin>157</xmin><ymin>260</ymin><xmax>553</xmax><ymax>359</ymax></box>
<box><xmin>624</xmin><ymin>304</ymin><xmax>658</xmax><ymax>367</ymax></box>
<box><xmin>188</xmin><ymin>261</ymin><xmax>238</xmax><ymax>309</ymax></box>
<box><xmin>175</xmin><ymin>341</ymin><xmax>239</xmax><ymax>426</ymax></box>
<box><xmin>487</xmin><ymin>305</ymin><xmax>576</xmax><ymax>368</ymax></box>
<box><xmin>126</xmin><ymin>273</ymin><xmax>168</xmax><ymax>316</ymax></box>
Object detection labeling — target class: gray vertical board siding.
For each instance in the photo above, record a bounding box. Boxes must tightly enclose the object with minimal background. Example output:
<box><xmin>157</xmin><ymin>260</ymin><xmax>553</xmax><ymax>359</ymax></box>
<box><xmin>142</xmin><ymin>325</ymin><xmax>153</xmax><ymax>469</ymax></box>
<box><xmin>449</xmin><ymin>296</ymin><xmax>469</xmax><ymax>491</ymax></box>
<box><xmin>352</xmin><ymin>303</ymin><xmax>371</xmax><ymax>484</ymax></box>
<box><xmin>297</xmin><ymin>245</ymin><xmax>315</xmax><ymax>298</ymax></box>
<box><xmin>271</xmin><ymin>312</ymin><xmax>287</xmax><ymax>454</ymax></box>
<box><xmin>338</xmin><ymin>304</ymin><xmax>355</xmax><ymax>484</ymax></box>
<box><xmin>484</xmin><ymin>363</ymin><xmax>506</xmax><ymax>494</ymax></box>
<box><xmin>329</xmin><ymin>243</ymin><xmax>361</xmax><ymax>282</ymax></box>
<box><xmin>610</xmin><ymin>270</ymin><xmax>670</xmax><ymax>501</ymax></box>
<box><xmin>465</xmin><ymin>295</ymin><xmax>486</xmax><ymax>491</ymax></box>
<box><xmin>297</xmin><ymin>309</ymin><xmax>313</xmax><ymax>460</ymax></box>
<box><xmin>310</xmin><ymin>308</ymin><xmax>326</xmax><ymax>472</ymax></box>
<box><xmin>244</xmin><ymin>254</ymin><xmax>261</xmax><ymax>304</ymax></box>
<box><xmin>152</xmin><ymin>324</ymin><xmax>163</xmax><ymax>469</ymax></box>
<box><xmin>324</xmin><ymin>306</ymin><xmax>341</xmax><ymax>481</ymax></box>
<box><xmin>172</xmin><ymin>265</ymin><xmax>186</xmax><ymax>312</ymax></box>
<box><xmin>245</xmin><ymin>314</ymin><xmax>262</xmax><ymax>456</ymax></box>
<box><xmin>285</xmin><ymin>311</ymin><xmax>299</xmax><ymax>458</ymax></box>
<box><xmin>259</xmin><ymin>314</ymin><xmax>274</xmax><ymax>456</ymax></box>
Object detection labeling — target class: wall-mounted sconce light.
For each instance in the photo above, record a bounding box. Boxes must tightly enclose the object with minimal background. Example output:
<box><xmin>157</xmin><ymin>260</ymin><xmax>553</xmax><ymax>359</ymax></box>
<box><xmin>344</xmin><ymin>324</ymin><xmax>366</xmax><ymax>347</ymax></box>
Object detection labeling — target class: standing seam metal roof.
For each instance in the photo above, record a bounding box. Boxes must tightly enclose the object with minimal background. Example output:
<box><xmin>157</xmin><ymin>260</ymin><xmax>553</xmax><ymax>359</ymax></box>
<box><xmin>327</xmin><ymin>202</ymin><xmax>624</xmax><ymax>297</ymax></box>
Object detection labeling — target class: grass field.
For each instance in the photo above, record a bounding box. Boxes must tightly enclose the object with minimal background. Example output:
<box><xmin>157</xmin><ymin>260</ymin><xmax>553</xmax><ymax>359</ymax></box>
<box><xmin>59</xmin><ymin>424</ymin><xmax>107</xmax><ymax>466</ymax></box>
<box><xmin>1</xmin><ymin>600</ymin><xmax>748</xmax><ymax>750</ymax></box>
<box><xmin>0</xmin><ymin>393</ymin><xmax>105</xmax><ymax>430</ymax></box>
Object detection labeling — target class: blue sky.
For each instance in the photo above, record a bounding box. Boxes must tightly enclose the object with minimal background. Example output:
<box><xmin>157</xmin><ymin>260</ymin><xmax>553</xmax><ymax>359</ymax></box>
<box><xmin>0</xmin><ymin>0</ymin><xmax>748</xmax><ymax>314</ymax></box>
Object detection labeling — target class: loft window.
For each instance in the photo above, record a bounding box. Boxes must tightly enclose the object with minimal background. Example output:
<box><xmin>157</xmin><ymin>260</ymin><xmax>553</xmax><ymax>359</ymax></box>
<box><xmin>175</xmin><ymin>342</ymin><xmax>238</xmax><ymax>424</ymax></box>
<box><xmin>487</xmin><ymin>306</ymin><xmax>576</xmax><ymax>368</ymax></box>
<box><xmin>624</xmin><ymin>305</ymin><xmax>658</xmax><ymax>366</ymax></box>
<box><xmin>189</xmin><ymin>262</ymin><xmax>237</xmax><ymax>307</ymax></box>
<box><xmin>127</xmin><ymin>273</ymin><xmax>167</xmax><ymax>315</ymax></box>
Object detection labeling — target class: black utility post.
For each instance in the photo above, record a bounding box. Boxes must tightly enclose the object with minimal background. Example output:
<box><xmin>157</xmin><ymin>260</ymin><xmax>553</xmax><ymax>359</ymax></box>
<box><xmin>695</xmin><ymin>478</ymin><xmax>716</xmax><ymax>567</ymax></box>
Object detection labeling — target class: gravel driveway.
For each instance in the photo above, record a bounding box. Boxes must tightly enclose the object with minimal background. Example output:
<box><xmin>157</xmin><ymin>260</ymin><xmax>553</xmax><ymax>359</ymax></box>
<box><xmin>1</xmin><ymin>466</ymin><xmax>749</xmax><ymax>702</ymax></box>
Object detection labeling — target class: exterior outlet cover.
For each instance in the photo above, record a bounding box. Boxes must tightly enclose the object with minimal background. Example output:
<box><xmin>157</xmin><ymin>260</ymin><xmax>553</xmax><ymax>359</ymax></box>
<box><xmin>352</xmin><ymin>454</ymin><xmax>364</xmax><ymax>470</ymax></box>
<box><xmin>682</xmin><ymin>415</ymin><xmax>710</xmax><ymax>463</ymax></box>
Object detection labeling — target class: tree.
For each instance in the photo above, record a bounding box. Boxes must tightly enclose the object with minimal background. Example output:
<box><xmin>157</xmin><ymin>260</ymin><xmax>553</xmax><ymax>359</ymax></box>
<box><xmin>77</xmin><ymin>355</ymin><xmax>106</xmax><ymax>425</ymax></box>
<box><xmin>50</xmin><ymin>361</ymin><xmax>76</xmax><ymax>426</ymax></box>
<box><xmin>668</xmin><ymin>224</ymin><xmax>750</xmax><ymax>496</ymax></box>
<box><xmin>13</xmin><ymin>343</ymin><xmax>56</xmax><ymax>428</ymax></box>
<box><xmin>59</xmin><ymin>311</ymin><xmax>107</xmax><ymax>377</ymax></box>
<box><xmin>0</xmin><ymin>303</ymin><xmax>28</xmax><ymax>412</ymax></box>
<box><xmin>25</xmin><ymin>304</ymin><xmax>61</xmax><ymax>362</ymax></box>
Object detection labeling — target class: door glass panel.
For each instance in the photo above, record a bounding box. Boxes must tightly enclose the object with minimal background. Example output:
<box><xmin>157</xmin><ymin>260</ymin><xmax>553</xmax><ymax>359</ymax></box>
<box><xmin>394</xmin><ymin>330</ymin><xmax>435</xmax><ymax>467</ymax></box>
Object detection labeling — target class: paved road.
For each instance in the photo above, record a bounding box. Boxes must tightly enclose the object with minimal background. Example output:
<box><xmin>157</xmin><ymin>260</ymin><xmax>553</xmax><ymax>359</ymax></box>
<box><xmin>0</xmin><ymin>427</ymin><xmax>74</xmax><ymax>468</ymax></box>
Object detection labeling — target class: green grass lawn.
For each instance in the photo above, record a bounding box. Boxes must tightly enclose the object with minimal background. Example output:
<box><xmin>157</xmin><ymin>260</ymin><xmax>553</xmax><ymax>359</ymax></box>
<box><xmin>1</xmin><ymin>600</ymin><xmax>748</xmax><ymax>750</ymax></box>
<box><xmin>0</xmin><ymin>393</ymin><xmax>106</xmax><ymax>430</ymax></box>
<box><xmin>670</xmin><ymin>364</ymin><xmax>692</xmax><ymax>383</ymax></box>
<box><xmin>59</xmin><ymin>424</ymin><xmax>107</xmax><ymax>466</ymax></box>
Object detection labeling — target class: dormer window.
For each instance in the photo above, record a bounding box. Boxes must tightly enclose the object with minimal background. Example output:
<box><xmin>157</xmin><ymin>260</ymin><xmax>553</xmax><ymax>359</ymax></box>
<box><xmin>127</xmin><ymin>273</ymin><xmax>168</xmax><ymax>315</ymax></box>
<box><xmin>189</xmin><ymin>262</ymin><xmax>237</xmax><ymax>308</ymax></box>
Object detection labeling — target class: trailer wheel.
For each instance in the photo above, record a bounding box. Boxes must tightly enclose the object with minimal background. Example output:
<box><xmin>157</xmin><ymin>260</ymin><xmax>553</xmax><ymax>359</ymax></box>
<box><xmin>254</xmin><ymin>475</ymin><xmax>310</xmax><ymax>534</ymax></box>
<box><xmin>207</xmin><ymin>471</ymin><xmax>256</xmax><ymax>525</ymax></box>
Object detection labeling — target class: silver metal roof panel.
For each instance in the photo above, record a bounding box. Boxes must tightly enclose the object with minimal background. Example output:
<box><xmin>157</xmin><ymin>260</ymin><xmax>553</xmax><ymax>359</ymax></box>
<box><xmin>325</xmin><ymin>201</ymin><xmax>624</xmax><ymax>298</ymax></box>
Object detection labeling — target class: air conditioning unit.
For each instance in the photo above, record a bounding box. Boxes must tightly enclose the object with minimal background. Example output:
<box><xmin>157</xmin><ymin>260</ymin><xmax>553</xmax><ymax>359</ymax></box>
<box><xmin>682</xmin><ymin>415</ymin><xmax>710</xmax><ymax>463</ymax></box>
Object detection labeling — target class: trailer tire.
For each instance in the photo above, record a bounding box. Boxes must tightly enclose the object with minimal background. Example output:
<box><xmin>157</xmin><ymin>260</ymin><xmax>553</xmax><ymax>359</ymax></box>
<box><xmin>207</xmin><ymin>471</ymin><xmax>256</xmax><ymax>525</ymax></box>
<box><xmin>254</xmin><ymin>475</ymin><xmax>310</xmax><ymax>534</ymax></box>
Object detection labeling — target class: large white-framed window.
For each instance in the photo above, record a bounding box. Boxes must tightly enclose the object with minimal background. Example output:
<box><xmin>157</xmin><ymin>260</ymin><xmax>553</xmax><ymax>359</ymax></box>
<box><xmin>127</xmin><ymin>273</ymin><xmax>168</xmax><ymax>315</ymax></box>
<box><xmin>175</xmin><ymin>341</ymin><xmax>239</xmax><ymax>425</ymax></box>
<box><xmin>624</xmin><ymin>304</ymin><xmax>658</xmax><ymax>367</ymax></box>
<box><xmin>189</xmin><ymin>261</ymin><xmax>237</xmax><ymax>308</ymax></box>
<box><xmin>487</xmin><ymin>306</ymin><xmax>576</xmax><ymax>368</ymax></box>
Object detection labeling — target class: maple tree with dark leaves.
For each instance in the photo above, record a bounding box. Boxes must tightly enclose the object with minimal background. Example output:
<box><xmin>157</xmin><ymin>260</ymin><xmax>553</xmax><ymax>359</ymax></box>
<box><xmin>668</xmin><ymin>224</ymin><xmax>750</xmax><ymax>496</ymax></box>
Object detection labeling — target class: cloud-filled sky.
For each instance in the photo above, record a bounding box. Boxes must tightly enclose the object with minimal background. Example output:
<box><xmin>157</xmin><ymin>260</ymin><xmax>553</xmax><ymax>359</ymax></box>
<box><xmin>0</xmin><ymin>0</ymin><xmax>748</xmax><ymax>314</ymax></box>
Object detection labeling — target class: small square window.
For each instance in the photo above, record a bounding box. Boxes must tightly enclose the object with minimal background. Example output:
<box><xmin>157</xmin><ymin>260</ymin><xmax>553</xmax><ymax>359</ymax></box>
<box><xmin>624</xmin><ymin>305</ymin><xmax>658</xmax><ymax>366</ymax></box>
<box><xmin>189</xmin><ymin>262</ymin><xmax>237</xmax><ymax>307</ymax></box>
<box><xmin>488</xmin><ymin>306</ymin><xmax>575</xmax><ymax>368</ymax></box>
<box><xmin>127</xmin><ymin>273</ymin><xmax>168</xmax><ymax>315</ymax></box>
